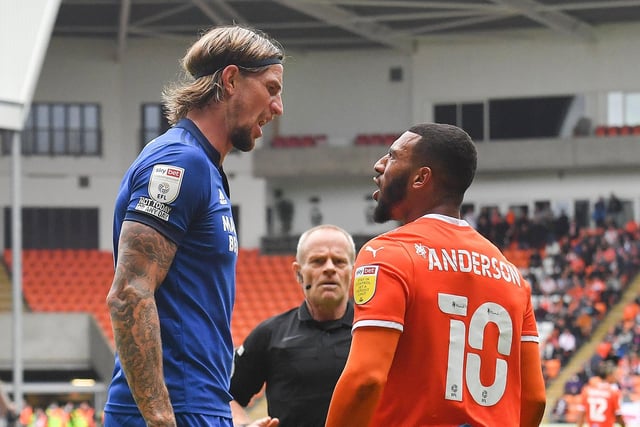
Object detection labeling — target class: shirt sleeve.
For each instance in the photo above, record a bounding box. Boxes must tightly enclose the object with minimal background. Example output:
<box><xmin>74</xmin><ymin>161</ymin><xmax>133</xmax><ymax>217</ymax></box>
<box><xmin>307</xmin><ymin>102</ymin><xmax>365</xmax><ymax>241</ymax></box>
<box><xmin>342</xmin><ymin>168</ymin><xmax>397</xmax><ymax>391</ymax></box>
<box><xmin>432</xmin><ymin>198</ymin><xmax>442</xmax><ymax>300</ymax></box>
<box><xmin>521</xmin><ymin>279</ymin><xmax>540</xmax><ymax>343</ymax></box>
<box><xmin>229</xmin><ymin>322</ymin><xmax>272</xmax><ymax>406</ymax></box>
<box><xmin>124</xmin><ymin>143</ymin><xmax>211</xmax><ymax>244</ymax></box>
<box><xmin>352</xmin><ymin>238</ymin><xmax>412</xmax><ymax>333</ymax></box>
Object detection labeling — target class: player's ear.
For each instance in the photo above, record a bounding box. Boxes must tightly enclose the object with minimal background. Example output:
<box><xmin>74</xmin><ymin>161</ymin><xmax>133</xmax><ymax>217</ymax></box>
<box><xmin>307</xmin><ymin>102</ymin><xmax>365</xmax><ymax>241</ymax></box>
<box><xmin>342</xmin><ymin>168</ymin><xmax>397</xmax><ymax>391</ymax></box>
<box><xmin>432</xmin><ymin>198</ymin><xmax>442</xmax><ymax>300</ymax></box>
<box><xmin>413</xmin><ymin>166</ymin><xmax>431</xmax><ymax>188</ymax></box>
<box><xmin>221</xmin><ymin>64</ymin><xmax>240</xmax><ymax>93</ymax></box>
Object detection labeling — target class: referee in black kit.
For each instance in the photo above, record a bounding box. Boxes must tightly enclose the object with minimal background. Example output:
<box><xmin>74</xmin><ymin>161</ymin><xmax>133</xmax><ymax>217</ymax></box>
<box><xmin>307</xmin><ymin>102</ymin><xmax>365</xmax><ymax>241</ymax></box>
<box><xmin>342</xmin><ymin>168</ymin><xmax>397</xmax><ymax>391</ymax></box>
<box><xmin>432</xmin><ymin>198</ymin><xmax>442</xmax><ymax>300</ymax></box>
<box><xmin>230</xmin><ymin>225</ymin><xmax>355</xmax><ymax>427</ymax></box>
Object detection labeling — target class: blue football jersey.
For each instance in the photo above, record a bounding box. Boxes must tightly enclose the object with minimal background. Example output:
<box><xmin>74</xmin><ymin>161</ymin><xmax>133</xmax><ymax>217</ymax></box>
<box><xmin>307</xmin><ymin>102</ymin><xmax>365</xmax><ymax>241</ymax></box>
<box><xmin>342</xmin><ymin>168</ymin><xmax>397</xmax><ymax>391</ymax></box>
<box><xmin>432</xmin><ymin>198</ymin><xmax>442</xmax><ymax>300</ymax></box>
<box><xmin>105</xmin><ymin>119</ymin><xmax>237</xmax><ymax>417</ymax></box>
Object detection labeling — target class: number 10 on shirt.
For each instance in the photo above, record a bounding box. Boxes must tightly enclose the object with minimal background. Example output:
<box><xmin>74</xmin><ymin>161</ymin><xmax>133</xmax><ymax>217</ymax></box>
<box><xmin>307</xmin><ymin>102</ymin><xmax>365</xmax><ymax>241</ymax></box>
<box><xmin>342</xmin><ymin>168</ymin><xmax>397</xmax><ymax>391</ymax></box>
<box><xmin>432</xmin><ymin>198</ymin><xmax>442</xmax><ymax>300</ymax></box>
<box><xmin>438</xmin><ymin>292</ymin><xmax>513</xmax><ymax>407</ymax></box>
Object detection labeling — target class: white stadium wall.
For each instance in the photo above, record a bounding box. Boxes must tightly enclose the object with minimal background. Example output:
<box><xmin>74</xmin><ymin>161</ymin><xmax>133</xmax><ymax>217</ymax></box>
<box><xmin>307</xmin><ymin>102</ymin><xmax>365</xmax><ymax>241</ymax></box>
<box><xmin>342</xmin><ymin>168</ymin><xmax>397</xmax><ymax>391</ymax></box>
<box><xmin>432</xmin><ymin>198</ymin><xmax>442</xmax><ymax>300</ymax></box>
<box><xmin>0</xmin><ymin>24</ymin><xmax>639</xmax><ymax>249</ymax></box>
<box><xmin>273</xmin><ymin>49</ymin><xmax>414</xmax><ymax>142</ymax></box>
<box><xmin>412</xmin><ymin>24</ymin><xmax>640</xmax><ymax>123</ymax></box>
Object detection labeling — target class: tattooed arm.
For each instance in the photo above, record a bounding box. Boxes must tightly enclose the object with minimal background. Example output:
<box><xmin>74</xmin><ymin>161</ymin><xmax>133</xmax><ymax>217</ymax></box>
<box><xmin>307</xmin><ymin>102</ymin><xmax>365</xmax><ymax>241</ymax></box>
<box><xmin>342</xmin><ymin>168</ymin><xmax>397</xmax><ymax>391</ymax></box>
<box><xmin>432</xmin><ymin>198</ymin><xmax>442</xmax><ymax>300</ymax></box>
<box><xmin>106</xmin><ymin>220</ymin><xmax>178</xmax><ymax>427</ymax></box>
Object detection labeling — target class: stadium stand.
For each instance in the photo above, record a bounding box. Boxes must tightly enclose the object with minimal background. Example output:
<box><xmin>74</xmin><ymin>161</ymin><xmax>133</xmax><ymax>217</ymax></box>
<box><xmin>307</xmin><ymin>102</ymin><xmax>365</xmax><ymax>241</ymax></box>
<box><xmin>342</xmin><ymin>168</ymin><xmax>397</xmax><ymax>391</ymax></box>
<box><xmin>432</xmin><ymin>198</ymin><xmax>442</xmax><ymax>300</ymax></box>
<box><xmin>3</xmin><ymin>249</ymin><xmax>115</xmax><ymax>343</ymax></box>
<box><xmin>594</xmin><ymin>125</ymin><xmax>640</xmax><ymax>137</ymax></box>
<box><xmin>5</xmin><ymin>211</ymin><xmax>640</xmax><ymax>425</ymax></box>
<box><xmin>463</xmin><ymin>203</ymin><xmax>640</xmax><ymax>423</ymax></box>
<box><xmin>2</xmin><ymin>248</ymin><xmax>302</xmax><ymax>349</ymax></box>
<box><xmin>233</xmin><ymin>249</ymin><xmax>301</xmax><ymax>345</ymax></box>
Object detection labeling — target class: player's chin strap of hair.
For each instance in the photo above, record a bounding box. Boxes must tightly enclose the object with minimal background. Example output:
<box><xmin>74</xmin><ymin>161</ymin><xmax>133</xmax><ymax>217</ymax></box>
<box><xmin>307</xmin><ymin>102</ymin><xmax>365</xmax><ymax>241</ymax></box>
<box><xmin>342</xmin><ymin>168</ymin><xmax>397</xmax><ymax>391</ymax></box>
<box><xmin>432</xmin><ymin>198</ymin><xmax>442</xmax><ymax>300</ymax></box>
<box><xmin>192</xmin><ymin>57</ymin><xmax>282</xmax><ymax>79</ymax></box>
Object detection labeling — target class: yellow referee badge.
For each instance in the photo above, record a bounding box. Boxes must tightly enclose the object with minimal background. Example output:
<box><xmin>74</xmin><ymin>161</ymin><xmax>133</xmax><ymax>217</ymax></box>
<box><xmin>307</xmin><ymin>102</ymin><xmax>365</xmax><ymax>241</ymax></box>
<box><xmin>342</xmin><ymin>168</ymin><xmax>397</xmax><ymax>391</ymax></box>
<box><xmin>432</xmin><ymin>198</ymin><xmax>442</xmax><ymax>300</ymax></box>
<box><xmin>354</xmin><ymin>265</ymin><xmax>379</xmax><ymax>304</ymax></box>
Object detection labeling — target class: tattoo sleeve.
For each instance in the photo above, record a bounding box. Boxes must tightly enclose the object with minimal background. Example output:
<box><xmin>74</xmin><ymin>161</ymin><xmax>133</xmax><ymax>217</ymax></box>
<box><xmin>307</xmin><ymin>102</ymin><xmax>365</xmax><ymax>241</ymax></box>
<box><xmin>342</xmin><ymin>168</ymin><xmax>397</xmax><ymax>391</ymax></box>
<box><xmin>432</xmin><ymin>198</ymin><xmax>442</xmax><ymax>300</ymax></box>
<box><xmin>107</xmin><ymin>221</ymin><xmax>178</xmax><ymax>427</ymax></box>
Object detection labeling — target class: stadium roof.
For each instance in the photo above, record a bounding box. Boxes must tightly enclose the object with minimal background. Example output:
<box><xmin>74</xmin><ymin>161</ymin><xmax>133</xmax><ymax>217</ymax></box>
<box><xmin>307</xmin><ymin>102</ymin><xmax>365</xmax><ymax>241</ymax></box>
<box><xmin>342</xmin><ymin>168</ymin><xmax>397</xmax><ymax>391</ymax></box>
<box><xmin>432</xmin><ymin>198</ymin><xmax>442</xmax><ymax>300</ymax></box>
<box><xmin>55</xmin><ymin>0</ymin><xmax>640</xmax><ymax>55</ymax></box>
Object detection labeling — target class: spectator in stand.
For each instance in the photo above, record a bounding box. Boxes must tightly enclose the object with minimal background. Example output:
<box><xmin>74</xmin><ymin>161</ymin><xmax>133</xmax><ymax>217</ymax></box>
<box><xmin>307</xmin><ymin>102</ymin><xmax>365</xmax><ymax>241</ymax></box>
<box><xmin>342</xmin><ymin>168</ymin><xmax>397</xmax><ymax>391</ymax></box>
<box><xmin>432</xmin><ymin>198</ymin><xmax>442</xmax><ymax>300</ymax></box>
<box><xmin>274</xmin><ymin>189</ymin><xmax>295</xmax><ymax>235</ymax></box>
<box><xmin>593</xmin><ymin>197</ymin><xmax>607</xmax><ymax>228</ymax></box>
<box><xmin>607</xmin><ymin>193</ymin><xmax>624</xmax><ymax>227</ymax></box>
<box><xmin>70</xmin><ymin>402</ymin><xmax>95</xmax><ymax>427</ymax></box>
<box><xmin>45</xmin><ymin>402</ymin><xmax>69</xmax><ymax>427</ymax></box>
<box><xmin>554</xmin><ymin>209</ymin><xmax>571</xmax><ymax>241</ymax></box>
<box><xmin>529</xmin><ymin>215</ymin><xmax>550</xmax><ymax>250</ymax></box>
<box><xmin>542</xmin><ymin>327</ymin><xmax>562</xmax><ymax>362</ymax></box>
<box><xmin>539</xmin><ymin>274</ymin><xmax>558</xmax><ymax>296</ymax></box>
<box><xmin>605</xmin><ymin>221</ymin><xmax>621</xmax><ymax>246</ymax></box>
<box><xmin>490</xmin><ymin>208</ymin><xmax>510</xmax><ymax>248</ymax></box>
<box><xmin>475</xmin><ymin>211</ymin><xmax>492</xmax><ymax>242</ymax></box>
<box><xmin>558</xmin><ymin>327</ymin><xmax>577</xmax><ymax>364</ymax></box>
<box><xmin>33</xmin><ymin>407</ymin><xmax>48</xmax><ymax>427</ymax></box>
<box><xmin>515</xmin><ymin>213</ymin><xmax>533</xmax><ymax>249</ymax></box>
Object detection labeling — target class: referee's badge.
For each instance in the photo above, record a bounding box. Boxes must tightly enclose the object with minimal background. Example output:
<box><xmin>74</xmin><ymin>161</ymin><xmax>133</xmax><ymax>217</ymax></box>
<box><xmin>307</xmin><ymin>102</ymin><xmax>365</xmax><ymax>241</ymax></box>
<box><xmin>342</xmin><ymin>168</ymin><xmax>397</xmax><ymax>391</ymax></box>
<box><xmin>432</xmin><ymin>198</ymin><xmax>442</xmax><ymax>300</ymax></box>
<box><xmin>353</xmin><ymin>265</ymin><xmax>378</xmax><ymax>304</ymax></box>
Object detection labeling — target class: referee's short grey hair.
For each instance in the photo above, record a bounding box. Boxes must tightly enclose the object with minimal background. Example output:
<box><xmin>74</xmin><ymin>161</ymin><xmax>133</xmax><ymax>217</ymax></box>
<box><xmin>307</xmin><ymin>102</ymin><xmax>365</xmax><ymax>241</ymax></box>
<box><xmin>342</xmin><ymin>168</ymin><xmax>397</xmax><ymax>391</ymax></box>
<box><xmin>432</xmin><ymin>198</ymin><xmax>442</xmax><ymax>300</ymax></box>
<box><xmin>296</xmin><ymin>225</ymin><xmax>356</xmax><ymax>264</ymax></box>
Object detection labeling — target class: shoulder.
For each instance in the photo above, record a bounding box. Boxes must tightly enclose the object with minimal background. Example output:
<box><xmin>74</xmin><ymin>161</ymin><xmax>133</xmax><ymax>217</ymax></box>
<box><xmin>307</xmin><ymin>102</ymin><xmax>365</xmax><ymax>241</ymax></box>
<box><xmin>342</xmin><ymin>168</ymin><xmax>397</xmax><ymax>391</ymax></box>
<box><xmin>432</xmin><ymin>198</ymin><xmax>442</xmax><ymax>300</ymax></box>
<box><xmin>239</xmin><ymin>306</ymin><xmax>300</xmax><ymax>352</ymax></box>
<box><xmin>249</xmin><ymin>306</ymin><xmax>300</xmax><ymax>336</ymax></box>
<box><xmin>142</xmin><ymin>131</ymin><xmax>210</xmax><ymax>166</ymax></box>
<box><xmin>357</xmin><ymin>228</ymin><xmax>428</xmax><ymax>271</ymax></box>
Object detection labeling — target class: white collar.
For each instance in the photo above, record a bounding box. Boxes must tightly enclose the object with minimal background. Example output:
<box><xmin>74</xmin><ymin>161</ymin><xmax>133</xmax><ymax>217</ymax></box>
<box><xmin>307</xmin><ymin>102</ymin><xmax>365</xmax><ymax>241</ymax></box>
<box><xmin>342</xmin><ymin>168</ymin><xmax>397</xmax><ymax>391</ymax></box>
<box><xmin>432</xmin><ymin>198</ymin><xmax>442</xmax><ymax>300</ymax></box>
<box><xmin>419</xmin><ymin>213</ymin><xmax>470</xmax><ymax>227</ymax></box>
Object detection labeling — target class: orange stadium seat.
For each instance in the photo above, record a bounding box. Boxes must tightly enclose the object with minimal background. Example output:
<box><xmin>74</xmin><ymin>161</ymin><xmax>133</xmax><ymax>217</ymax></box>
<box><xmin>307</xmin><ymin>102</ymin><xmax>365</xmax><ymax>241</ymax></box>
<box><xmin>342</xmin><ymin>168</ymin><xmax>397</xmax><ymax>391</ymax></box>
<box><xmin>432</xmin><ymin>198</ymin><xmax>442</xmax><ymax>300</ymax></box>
<box><xmin>4</xmin><ymin>249</ymin><xmax>115</xmax><ymax>345</ymax></box>
<box><xmin>233</xmin><ymin>250</ymin><xmax>301</xmax><ymax>345</ymax></box>
<box><xmin>595</xmin><ymin>125</ymin><xmax>607</xmax><ymax>136</ymax></box>
<box><xmin>271</xmin><ymin>134</ymin><xmax>326</xmax><ymax>148</ymax></box>
<box><xmin>6</xmin><ymin>248</ymin><xmax>304</xmax><ymax>348</ymax></box>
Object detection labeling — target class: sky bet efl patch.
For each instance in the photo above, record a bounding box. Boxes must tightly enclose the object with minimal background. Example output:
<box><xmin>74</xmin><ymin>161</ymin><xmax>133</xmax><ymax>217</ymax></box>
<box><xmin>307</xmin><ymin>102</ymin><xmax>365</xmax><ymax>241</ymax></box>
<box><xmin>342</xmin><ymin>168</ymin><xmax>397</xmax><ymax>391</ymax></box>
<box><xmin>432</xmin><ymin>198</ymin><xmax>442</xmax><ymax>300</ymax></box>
<box><xmin>148</xmin><ymin>164</ymin><xmax>184</xmax><ymax>204</ymax></box>
<box><xmin>353</xmin><ymin>265</ymin><xmax>378</xmax><ymax>304</ymax></box>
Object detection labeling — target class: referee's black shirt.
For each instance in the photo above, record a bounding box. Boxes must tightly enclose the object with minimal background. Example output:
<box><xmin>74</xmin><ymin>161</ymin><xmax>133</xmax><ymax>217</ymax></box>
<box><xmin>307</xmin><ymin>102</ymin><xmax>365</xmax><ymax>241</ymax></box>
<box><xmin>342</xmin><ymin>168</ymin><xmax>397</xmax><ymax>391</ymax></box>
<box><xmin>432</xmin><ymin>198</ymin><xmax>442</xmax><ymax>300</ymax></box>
<box><xmin>230</xmin><ymin>301</ymin><xmax>353</xmax><ymax>427</ymax></box>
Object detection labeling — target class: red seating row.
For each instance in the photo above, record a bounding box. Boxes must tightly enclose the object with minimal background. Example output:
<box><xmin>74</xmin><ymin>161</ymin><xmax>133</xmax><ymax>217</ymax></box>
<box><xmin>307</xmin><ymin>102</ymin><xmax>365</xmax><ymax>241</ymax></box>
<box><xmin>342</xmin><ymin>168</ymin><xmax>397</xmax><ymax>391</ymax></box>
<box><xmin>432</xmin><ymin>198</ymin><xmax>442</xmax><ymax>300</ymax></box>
<box><xmin>271</xmin><ymin>132</ymin><xmax>402</xmax><ymax>147</ymax></box>
<box><xmin>355</xmin><ymin>133</ymin><xmax>399</xmax><ymax>146</ymax></box>
<box><xmin>4</xmin><ymin>249</ymin><xmax>115</xmax><ymax>343</ymax></box>
<box><xmin>232</xmin><ymin>251</ymin><xmax>300</xmax><ymax>345</ymax></box>
<box><xmin>3</xmin><ymin>249</ymin><xmax>302</xmax><ymax>348</ymax></box>
<box><xmin>594</xmin><ymin>125</ymin><xmax>640</xmax><ymax>137</ymax></box>
<box><xmin>271</xmin><ymin>134</ymin><xmax>327</xmax><ymax>148</ymax></box>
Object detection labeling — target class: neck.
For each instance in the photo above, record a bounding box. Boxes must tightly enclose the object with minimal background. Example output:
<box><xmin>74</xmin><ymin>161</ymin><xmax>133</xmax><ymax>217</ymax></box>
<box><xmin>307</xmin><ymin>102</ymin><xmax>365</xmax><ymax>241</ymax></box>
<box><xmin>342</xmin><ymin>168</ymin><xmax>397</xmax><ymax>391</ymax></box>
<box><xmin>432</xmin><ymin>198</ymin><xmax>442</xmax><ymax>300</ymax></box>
<box><xmin>306</xmin><ymin>300</ymin><xmax>347</xmax><ymax>322</ymax></box>
<box><xmin>186</xmin><ymin>107</ymin><xmax>231</xmax><ymax>163</ymax></box>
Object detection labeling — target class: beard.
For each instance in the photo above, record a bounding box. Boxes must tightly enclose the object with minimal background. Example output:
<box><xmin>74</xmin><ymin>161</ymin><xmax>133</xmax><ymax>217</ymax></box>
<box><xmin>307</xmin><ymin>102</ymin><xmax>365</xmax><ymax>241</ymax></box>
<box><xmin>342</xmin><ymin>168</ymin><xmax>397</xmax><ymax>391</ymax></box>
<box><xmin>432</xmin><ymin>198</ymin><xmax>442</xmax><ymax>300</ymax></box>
<box><xmin>373</xmin><ymin>170</ymin><xmax>409</xmax><ymax>223</ymax></box>
<box><xmin>230</xmin><ymin>125</ymin><xmax>255</xmax><ymax>152</ymax></box>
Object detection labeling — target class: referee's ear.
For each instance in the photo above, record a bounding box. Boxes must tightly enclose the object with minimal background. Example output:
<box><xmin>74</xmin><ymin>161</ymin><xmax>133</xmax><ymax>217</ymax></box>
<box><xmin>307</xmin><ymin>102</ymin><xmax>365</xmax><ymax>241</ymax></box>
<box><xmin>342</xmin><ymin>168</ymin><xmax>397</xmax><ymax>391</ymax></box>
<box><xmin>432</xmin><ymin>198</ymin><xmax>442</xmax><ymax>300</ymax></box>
<box><xmin>293</xmin><ymin>262</ymin><xmax>303</xmax><ymax>283</ymax></box>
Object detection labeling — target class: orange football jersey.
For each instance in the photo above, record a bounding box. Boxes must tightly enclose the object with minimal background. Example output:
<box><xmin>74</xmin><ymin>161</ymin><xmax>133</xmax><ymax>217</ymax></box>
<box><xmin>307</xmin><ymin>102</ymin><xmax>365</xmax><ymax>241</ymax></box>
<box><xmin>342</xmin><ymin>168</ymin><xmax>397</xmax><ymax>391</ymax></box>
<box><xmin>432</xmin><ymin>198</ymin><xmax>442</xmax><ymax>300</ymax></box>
<box><xmin>352</xmin><ymin>214</ymin><xmax>539</xmax><ymax>426</ymax></box>
<box><xmin>578</xmin><ymin>376</ymin><xmax>623</xmax><ymax>427</ymax></box>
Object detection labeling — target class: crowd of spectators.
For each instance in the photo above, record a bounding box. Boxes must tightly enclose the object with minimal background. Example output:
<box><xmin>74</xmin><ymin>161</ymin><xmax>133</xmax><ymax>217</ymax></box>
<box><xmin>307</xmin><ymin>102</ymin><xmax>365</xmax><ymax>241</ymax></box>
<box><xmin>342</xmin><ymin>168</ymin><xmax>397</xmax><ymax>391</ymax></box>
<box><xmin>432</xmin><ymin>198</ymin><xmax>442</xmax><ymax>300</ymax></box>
<box><xmin>549</xmin><ymin>295</ymin><xmax>640</xmax><ymax>423</ymax></box>
<box><xmin>13</xmin><ymin>401</ymin><xmax>96</xmax><ymax>427</ymax></box>
<box><xmin>462</xmin><ymin>196</ymin><xmax>640</xmax><ymax>424</ymax></box>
